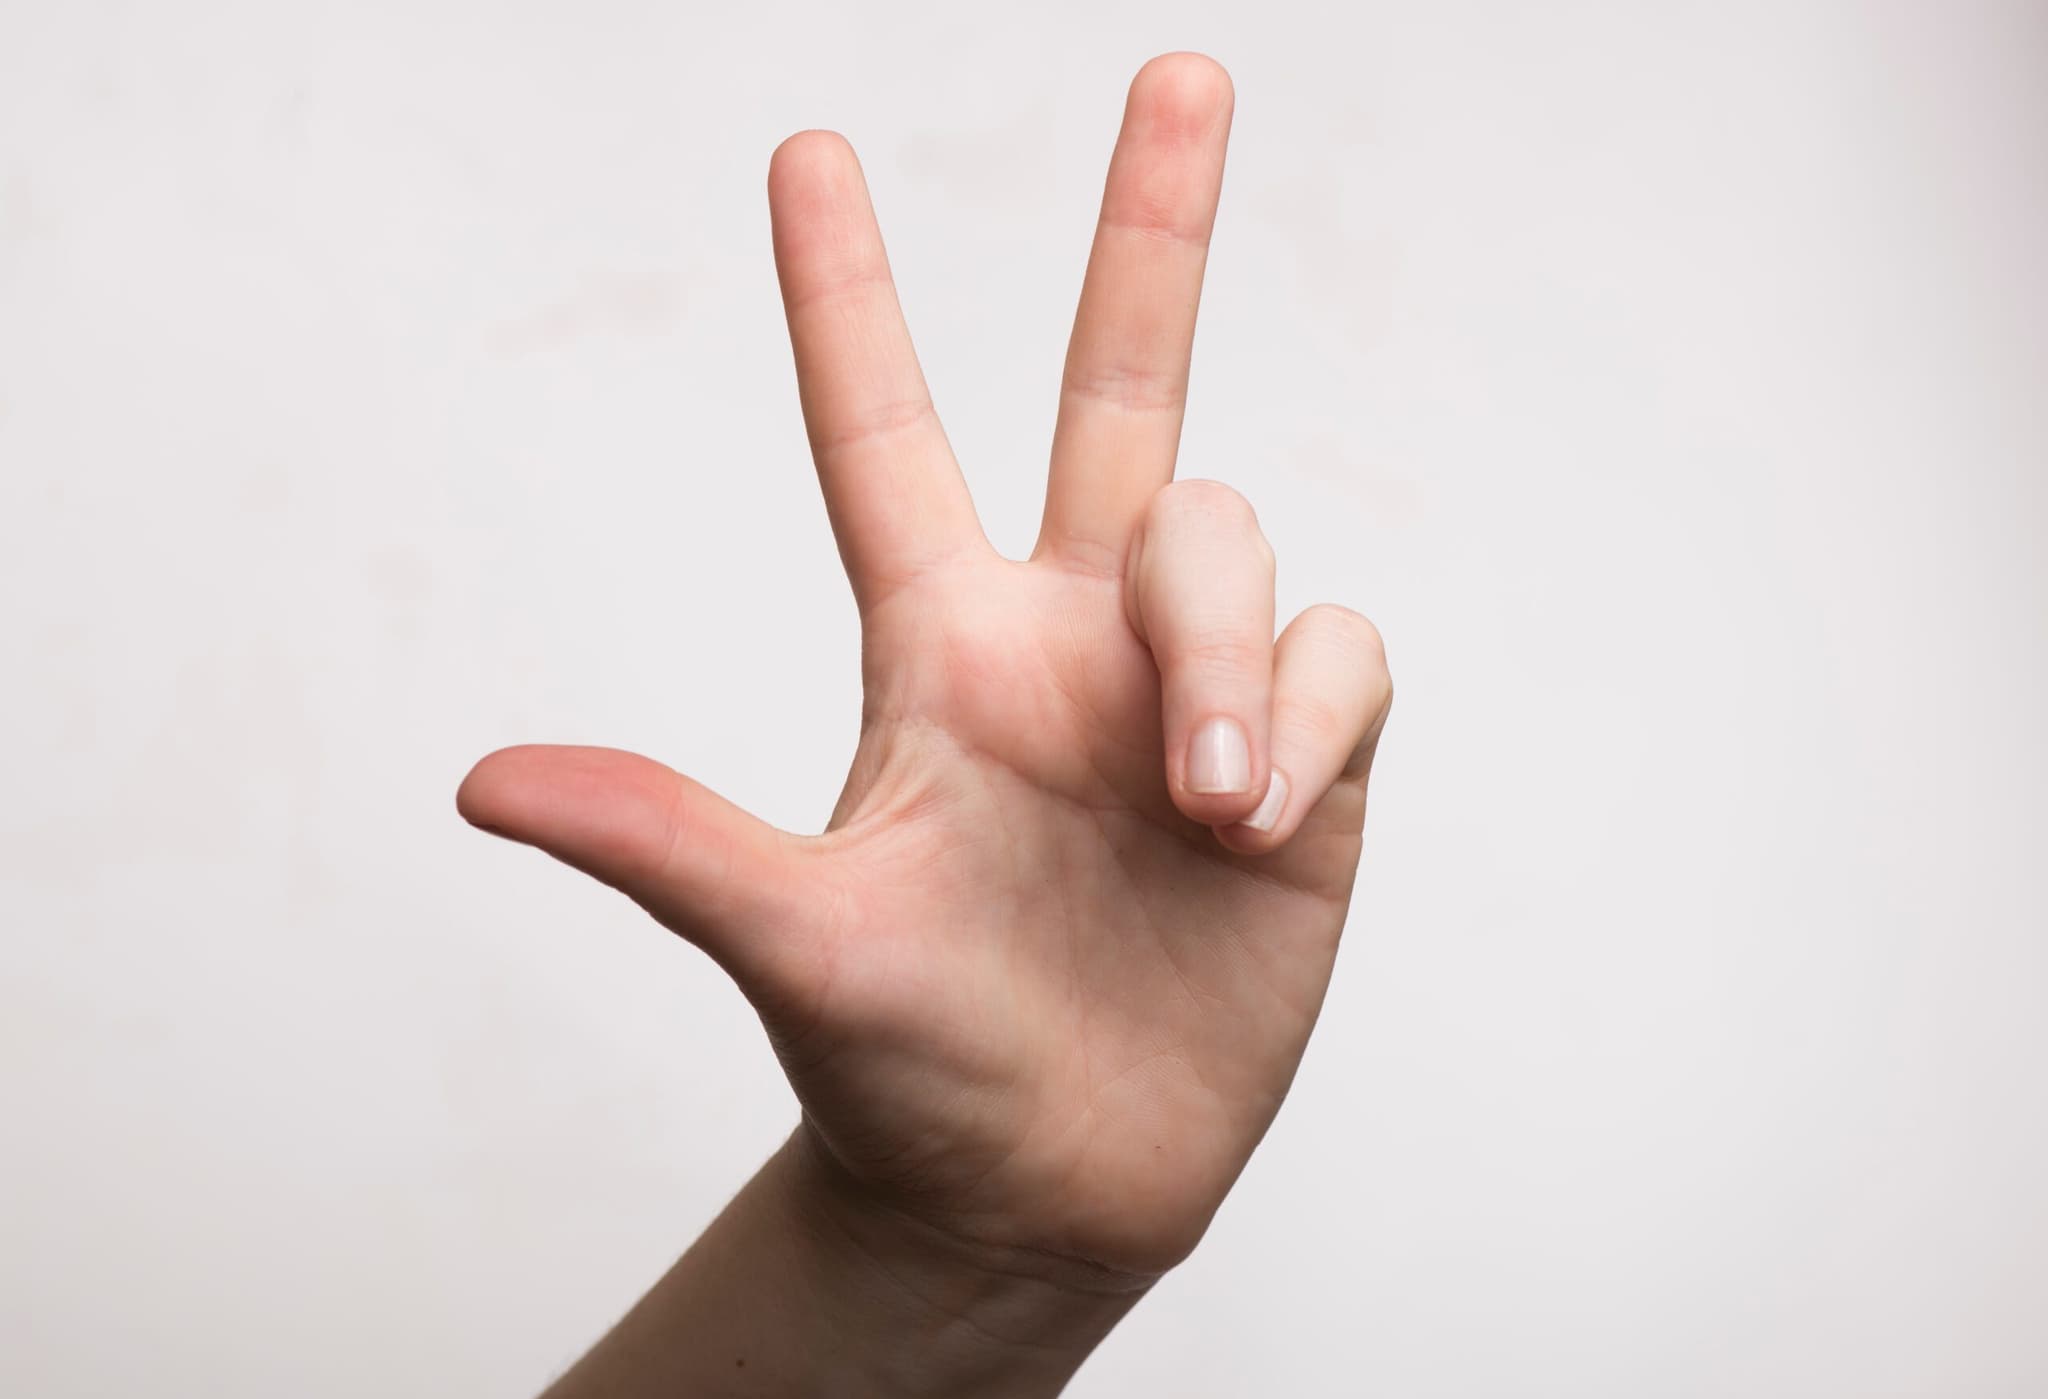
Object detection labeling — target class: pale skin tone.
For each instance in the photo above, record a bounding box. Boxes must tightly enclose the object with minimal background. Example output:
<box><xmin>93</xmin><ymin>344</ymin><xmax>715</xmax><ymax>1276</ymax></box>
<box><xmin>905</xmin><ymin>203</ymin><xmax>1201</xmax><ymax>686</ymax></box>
<box><xmin>458</xmin><ymin>52</ymin><xmax>1392</xmax><ymax>1396</ymax></box>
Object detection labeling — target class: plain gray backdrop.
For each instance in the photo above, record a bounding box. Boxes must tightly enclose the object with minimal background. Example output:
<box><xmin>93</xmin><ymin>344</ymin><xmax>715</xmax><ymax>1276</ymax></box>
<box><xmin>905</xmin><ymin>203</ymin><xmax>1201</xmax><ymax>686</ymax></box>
<box><xmin>3</xmin><ymin>1</ymin><xmax>2044</xmax><ymax>1394</ymax></box>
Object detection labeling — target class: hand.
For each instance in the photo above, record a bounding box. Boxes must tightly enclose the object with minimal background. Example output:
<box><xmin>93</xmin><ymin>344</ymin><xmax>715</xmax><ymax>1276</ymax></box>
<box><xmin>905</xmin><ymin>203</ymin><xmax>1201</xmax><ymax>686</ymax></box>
<box><xmin>459</xmin><ymin>53</ymin><xmax>1390</xmax><ymax>1299</ymax></box>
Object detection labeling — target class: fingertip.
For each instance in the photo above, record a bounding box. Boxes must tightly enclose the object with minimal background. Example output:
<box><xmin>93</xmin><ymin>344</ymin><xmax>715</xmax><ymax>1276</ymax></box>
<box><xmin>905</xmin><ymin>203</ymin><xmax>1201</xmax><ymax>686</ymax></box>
<box><xmin>1128</xmin><ymin>52</ymin><xmax>1235</xmax><ymax>134</ymax></box>
<box><xmin>454</xmin><ymin>744</ymin><xmax>678</xmax><ymax>876</ymax></box>
<box><xmin>1241</xmin><ymin>766</ymin><xmax>1290</xmax><ymax>834</ymax></box>
<box><xmin>1173</xmin><ymin>716</ymin><xmax>1270</xmax><ymax>826</ymax></box>
<box><xmin>1208</xmin><ymin>780</ymin><xmax>1284</xmax><ymax>853</ymax></box>
<box><xmin>455</xmin><ymin>744</ymin><xmax>534</xmax><ymax>834</ymax></box>
<box><xmin>768</xmin><ymin>128</ymin><xmax>860</xmax><ymax>201</ymax></box>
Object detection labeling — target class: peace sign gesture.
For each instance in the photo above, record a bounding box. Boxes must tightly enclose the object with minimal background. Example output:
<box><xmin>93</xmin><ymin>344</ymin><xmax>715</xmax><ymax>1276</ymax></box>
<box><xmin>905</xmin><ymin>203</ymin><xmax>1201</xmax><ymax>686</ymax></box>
<box><xmin>460</xmin><ymin>52</ymin><xmax>1392</xmax><ymax>1395</ymax></box>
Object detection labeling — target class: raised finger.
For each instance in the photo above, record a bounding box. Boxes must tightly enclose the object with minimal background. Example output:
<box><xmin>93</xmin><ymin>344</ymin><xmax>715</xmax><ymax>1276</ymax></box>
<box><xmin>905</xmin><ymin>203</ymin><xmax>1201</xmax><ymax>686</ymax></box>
<box><xmin>1036</xmin><ymin>53</ymin><xmax>1234</xmax><ymax>567</ymax></box>
<box><xmin>769</xmin><ymin>131</ymin><xmax>985</xmax><ymax>609</ymax></box>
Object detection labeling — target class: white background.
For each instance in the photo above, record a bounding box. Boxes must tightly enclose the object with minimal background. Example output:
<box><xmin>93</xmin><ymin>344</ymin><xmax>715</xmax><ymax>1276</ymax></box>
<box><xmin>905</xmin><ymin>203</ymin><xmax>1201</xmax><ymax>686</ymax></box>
<box><xmin>4</xmin><ymin>1</ymin><xmax>2044</xmax><ymax>1394</ymax></box>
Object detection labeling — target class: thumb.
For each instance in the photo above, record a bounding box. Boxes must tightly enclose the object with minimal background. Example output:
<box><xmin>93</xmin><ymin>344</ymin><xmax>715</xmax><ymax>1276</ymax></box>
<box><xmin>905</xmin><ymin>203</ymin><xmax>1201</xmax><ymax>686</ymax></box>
<box><xmin>456</xmin><ymin>744</ymin><xmax>819</xmax><ymax>1000</ymax></box>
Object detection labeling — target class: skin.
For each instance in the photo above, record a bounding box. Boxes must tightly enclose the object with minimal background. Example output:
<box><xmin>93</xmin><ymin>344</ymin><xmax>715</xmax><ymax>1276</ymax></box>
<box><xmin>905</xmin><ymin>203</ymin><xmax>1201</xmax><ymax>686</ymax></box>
<box><xmin>457</xmin><ymin>52</ymin><xmax>1393</xmax><ymax>1397</ymax></box>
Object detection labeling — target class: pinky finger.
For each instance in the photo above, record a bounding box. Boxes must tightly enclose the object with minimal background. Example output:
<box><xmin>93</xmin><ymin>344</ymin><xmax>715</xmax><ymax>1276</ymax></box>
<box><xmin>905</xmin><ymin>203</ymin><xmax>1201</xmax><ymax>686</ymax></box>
<box><xmin>1216</xmin><ymin>603</ymin><xmax>1392</xmax><ymax>852</ymax></box>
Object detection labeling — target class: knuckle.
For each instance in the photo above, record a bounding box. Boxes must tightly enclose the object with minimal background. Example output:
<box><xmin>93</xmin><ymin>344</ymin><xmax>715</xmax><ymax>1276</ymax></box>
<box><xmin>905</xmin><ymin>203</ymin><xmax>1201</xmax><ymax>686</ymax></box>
<box><xmin>1281</xmin><ymin>691</ymin><xmax>1349</xmax><ymax>744</ymax></box>
<box><xmin>1302</xmin><ymin>602</ymin><xmax>1387</xmax><ymax>671</ymax></box>
<box><xmin>1293</xmin><ymin>604</ymin><xmax>1393</xmax><ymax>728</ymax></box>
<box><xmin>1063</xmin><ymin>360</ymin><xmax>1188</xmax><ymax>413</ymax></box>
<box><xmin>1177</xmin><ymin>633</ymin><xmax>1268</xmax><ymax>678</ymax></box>
<box><xmin>1163</xmin><ymin>477</ymin><xmax>1255</xmax><ymax>522</ymax></box>
<box><xmin>1147</xmin><ymin>480</ymin><xmax>1271</xmax><ymax>565</ymax></box>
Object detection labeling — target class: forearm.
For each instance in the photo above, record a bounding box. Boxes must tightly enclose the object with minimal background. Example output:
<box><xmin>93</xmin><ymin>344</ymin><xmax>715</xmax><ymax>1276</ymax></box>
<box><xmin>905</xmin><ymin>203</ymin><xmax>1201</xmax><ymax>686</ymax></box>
<box><xmin>540</xmin><ymin>1125</ymin><xmax>1151</xmax><ymax>1399</ymax></box>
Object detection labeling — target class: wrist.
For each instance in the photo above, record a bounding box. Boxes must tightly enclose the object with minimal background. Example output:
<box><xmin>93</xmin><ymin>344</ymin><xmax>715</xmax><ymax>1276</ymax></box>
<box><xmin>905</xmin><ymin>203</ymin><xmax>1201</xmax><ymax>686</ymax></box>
<box><xmin>773</xmin><ymin>1121</ymin><xmax>1154</xmax><ymax>1396</ymax></box>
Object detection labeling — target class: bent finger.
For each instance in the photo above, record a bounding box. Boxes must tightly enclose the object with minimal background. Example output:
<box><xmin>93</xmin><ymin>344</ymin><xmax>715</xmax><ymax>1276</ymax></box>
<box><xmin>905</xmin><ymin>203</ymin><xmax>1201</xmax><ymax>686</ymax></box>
<box><xmin>1124</xmin><ymin>479</ymin><xmax>1276</xmax><ymax>826</ymax></box>
<box><xmin>1217</xmin><ymin>604</ymin><xmax>1391</xmax><ymax>853</ymax></box>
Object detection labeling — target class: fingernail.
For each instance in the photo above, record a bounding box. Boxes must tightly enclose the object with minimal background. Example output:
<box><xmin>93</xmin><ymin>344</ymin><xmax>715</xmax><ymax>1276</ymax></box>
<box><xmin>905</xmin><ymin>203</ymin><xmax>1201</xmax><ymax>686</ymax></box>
<box><xmin>1240</xmin><ymin>768</ymin><xmax>1289</xmax><ymax>833</ymax></box>
<box><xmin>1186</xmin><ymin>717</ymin><xmax>1252</xmax><ymax>794</ymax></box>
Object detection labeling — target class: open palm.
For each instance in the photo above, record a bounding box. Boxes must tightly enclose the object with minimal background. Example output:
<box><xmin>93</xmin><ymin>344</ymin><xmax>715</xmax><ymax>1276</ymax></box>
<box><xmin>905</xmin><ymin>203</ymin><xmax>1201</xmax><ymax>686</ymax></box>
<box><xmin>459</xmin><ymin>54</ymin><xmax>1391</xmax><ymax>1286</ymax></box>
